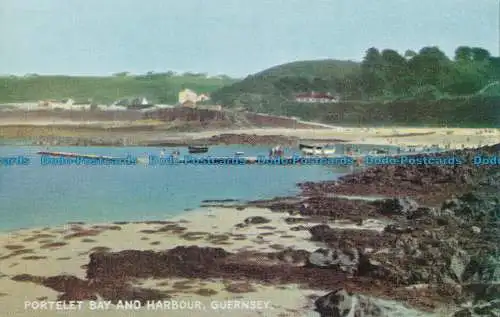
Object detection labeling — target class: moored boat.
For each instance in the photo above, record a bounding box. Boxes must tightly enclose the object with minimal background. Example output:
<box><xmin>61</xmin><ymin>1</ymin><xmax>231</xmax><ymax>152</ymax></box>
<box><xmin>301</xmin><ymin>147</ymin><xmax>336</xmax><ymax>156</ymax></box>
<box><xmin>299</xmin><ymin>143</ymin><xmax>336</xmax><ymax>156</ymax></box>
<box><xmin>367</xmin><ymin>148</ymin><xmax>390</xmax><ymax>155</ymax></box>
<box><xmin>299</xmin><ymin>143</ymin><xmax>317</xmax><ymax>150</ymax></box>
<box><xmin>188</xmin><ymin>145</ymin><xmax>209</xmax><ymax>154</ymax></box>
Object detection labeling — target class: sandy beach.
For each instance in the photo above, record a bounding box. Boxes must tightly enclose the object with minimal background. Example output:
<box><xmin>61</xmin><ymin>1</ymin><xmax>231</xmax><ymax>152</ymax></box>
<box><xmin>1</xmin><ymin>121</ymin><xmax>498</xmax><ymax>149</ymax></box>
<box><xmin>0</xmin><ymin>206</ymin><xmax>447</xmax><ymax>317</ymax></box>
<box><xmin>0</xmin><ymin>207</ymin><xmax>379</xmax><ymax>317</ymax></box>
<box><xmin>176</xmin><ymin>126</ymin><xmax>500</xmax><ymax>148</ymax></box>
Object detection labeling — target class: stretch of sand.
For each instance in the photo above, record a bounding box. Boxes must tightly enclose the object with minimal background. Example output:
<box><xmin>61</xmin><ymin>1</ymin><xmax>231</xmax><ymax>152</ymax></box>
<box><xmin>1</xmin><ymin>118</ymin><xmax>498</xmax><ymax>149</ymax></box>
<box><xmin>180</xmin><ymin>127</ymin><xmax>499</xmax><ymax>149</ymax></box>
<box><xmin>0</xmin><ymin>206</ymin><xmax>410</xmax><ymax>317</ymax></box>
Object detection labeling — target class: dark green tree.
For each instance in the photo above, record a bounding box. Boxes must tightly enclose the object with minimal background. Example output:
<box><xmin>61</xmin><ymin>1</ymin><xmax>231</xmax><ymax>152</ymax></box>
<box><xmin>380</xmin><ymin>49</ymin><xmax>410</xmax><ymax>95</ymax></box>
<box><xmin>361</xmin><ymin>47</ymin><xmax>385</xmax><ymax>95</ymax></box>
<box><xmin>454</xmin><ymin>46</ymin><xmax>473</xmax><ymax>61</ymax></box>
<box><xmin>471</xmin><ymin>47</ymin><xmax>491</xmax><ymax>62</ymax></box>
<box><xmin>408</xmin><ymin>46</ymin><xmax>451</xmax><ymax>89</ymax></box>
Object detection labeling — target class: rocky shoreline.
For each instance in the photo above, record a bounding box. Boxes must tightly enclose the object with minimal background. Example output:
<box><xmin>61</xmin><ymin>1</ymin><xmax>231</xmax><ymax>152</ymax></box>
<box><xmin>3</xmin><ymin>145</ymin><xmax>500</xmax><ymax>316</ymax></box>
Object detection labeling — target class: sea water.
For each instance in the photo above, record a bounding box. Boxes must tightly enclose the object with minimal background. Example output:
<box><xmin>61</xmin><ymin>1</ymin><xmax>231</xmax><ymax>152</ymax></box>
<box><xmin>0</xmin><ymin>145</ymin><xmax>343</xmax><ymax>231</ymax></box>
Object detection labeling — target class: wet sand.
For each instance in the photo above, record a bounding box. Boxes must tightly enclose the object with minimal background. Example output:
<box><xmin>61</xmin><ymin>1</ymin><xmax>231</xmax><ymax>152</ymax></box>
<box><xmin>0</xmin><ymin>207</ymin><xmax>436</xmax><ymax>317</ymax></box>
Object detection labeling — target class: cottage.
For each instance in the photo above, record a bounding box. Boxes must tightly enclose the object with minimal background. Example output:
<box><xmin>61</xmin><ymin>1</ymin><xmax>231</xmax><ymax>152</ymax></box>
<box><xmin>178</xmin><ymin>89</ymin><xmax>198</xmax><ymax>105</ymax></box>
<box><xmin>178</xmin><ymin>89</ymin><xmax>210</xmax><ymax>107</ymax></box>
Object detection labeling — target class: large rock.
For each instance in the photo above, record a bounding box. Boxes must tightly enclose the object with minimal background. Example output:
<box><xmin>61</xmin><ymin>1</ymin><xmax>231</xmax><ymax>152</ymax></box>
<box><xmin>448</xmin><ymin>249</ymin><xmax>471</xmax><ymax>283</ymax></box>
<box><xmin>373</xmin><ymin>197</ymin><xmax>419</xmax><ymax>218</ymax></box>
<box><xmin>243</xmin><ymin>216</ymin><xmax>271</xmax><ymax>225</ymax></box>
<box><xmin>307</xmin><ymin>248</ymin><xmax>360</xmax><ymax>274</ymax></box>
<box><xmin>314</xmin><ymin>289</ymin><xmax>354</xmax><ymax>317</ymax></box>
<box><xmin>356</xmin><ymin>235</ymin><xmax>475</xmax><ymax>286</ymax></box>
<box><xmin>309</xmin><ymin>225</ymin><xmax>337</xmax><ymax>242</ymax></box>
<box><xmin>452</xmin><ymin>299</ymin><xmax>500</xmax><ymax>317</ymax></box>
<box><xmin>314</xmin><ymin>289</ymin><xmax>384</xmax><ymax>317</ymax></box>
<box><xmin>444</xmin><ymin>192</ymin><xmax>500</xmax><ymax>227</ymax></box>
<box><xmin>462</xmin><ymin>252</ymin><xmax>500</xmax><ymax>284</ymax></box>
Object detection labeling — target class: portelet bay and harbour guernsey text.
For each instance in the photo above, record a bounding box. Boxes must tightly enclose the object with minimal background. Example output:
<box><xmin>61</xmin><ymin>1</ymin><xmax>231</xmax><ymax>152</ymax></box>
<box><xmin>24</xmin><ymin>299</ymin><xmax>273</xmax><ymax>311</ymax></box>
<box><xmin>1</xmin><ymin>154</ymin><xmax>500</xmax><ymax>166</ymax></box>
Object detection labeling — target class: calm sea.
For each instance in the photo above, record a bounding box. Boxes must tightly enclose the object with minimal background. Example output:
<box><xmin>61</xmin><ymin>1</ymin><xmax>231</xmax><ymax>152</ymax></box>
<box><xmin>0</xmin><ymin>145</ymin><xmax>356</xmax><ymax>231</ymax></box>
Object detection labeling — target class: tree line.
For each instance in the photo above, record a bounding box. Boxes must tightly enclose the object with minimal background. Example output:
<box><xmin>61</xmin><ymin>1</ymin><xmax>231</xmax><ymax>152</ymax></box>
<box><xmin>347</xmin><ymin>46</ymin><xmax>499</xmax><ymax>100</ymax></box>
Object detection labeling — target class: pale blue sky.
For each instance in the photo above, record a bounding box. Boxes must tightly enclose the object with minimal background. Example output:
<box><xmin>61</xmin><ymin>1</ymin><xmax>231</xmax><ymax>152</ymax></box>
<box><xmin>1</xmin><ymin>0</ymin><xmax>498</xmax><ymax>77</ymax></box>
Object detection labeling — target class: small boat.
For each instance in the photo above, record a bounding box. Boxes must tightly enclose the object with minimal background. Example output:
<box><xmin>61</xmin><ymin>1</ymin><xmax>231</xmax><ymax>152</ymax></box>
<box><xmin>234</xmin><ymin>152</ymin><xmax>244</xmax><ymax>156</ymax></box>
<box><xmin>299</xmin><ymin>143</ymin><xmax>336</xmax><ymax>156</ymax></box>
<box><xmin>301</xmin><ymin>148</ymin><xmax>336</xmax><ymax>156</ymax></box>
<box><xmin>299</xmin><ymin>143</ymin><xmax>317</xmax><ymax>150</ymax></box>
<box><xmin>367</xmin><ymin>148</ymin><xmax>390</xmax><ymax>155</ymax></box>
<box><xmin>188</xmin><ymin>145</ymin><xmax>209</xmax><ymax>154</ymax></box>
<box><xmin>403</xmin><ymin>145</ymin><xmax>424</xmax><ymax>153</ymax></box>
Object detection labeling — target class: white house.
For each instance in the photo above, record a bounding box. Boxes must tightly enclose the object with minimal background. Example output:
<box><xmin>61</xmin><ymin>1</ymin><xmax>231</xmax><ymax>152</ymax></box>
<box><xmin>178</xmin><ymin>89</ymin><xmax>198</xmax><ymax>105</ymax></box>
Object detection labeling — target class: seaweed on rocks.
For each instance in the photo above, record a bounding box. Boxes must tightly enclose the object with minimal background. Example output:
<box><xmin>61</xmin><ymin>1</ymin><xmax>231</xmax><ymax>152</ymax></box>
<box><xmin>298</xmin><ymin>147</ymin><xmax>499</xmax><ymax>205</ymax></box>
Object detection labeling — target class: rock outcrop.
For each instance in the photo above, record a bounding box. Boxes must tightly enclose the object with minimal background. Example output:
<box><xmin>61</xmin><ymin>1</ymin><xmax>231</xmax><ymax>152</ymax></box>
<box><xmin>314</xmin><ymin>289</ymin><xmax>384</xmax><ymax>317</ymax></box>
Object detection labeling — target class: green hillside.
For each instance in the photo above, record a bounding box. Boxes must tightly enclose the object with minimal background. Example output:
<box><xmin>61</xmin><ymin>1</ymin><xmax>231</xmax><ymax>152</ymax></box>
<box><xmin>211</xmin><ymin>45</ymin><xmax>500</xmax><ymax>126</ymax></box>
<box><xmin>0</xmin><ymin>73</ymin><xmax>237</xmax><ymax>104</ymax></box>
<box><xmin>253</xmin><ymin>59</ymin><xmax>359</xmax><ymax>79</ymax></box>
<box><xmin>211</xmin><ymin>59</ymin><xmax>360</xmax><ymax>111</ymax></box>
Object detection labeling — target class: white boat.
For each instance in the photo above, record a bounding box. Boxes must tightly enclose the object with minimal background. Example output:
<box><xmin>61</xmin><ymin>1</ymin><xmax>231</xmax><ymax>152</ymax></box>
<box><xmin>301</xmin><ymin>147</ymin><xmax>336</xmax><ymax>156</ymax></box>
<box><xmin>367</xmin><ymin>148</ymin><xmax>390</xmax><ymax>155</ymax></box>
<box><xmin>403</xmin><ymin>145</ymin><xmax>424</xmax><ymax>153</ymax></box>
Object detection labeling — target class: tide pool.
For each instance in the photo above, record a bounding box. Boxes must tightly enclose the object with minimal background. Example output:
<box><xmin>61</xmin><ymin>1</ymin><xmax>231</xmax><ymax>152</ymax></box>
<box><xmin>0</xmin><ymin>146</ymin><xmax>345</xmax><ymax>231</ymax></box>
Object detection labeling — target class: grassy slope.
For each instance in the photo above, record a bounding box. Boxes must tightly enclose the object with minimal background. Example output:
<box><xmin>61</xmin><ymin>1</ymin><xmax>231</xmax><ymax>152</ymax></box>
<box><xmin>210</xmin><ymin>59</ymin><xmax>360</xmax><ymax>112</ymax></box>
<box><xmin>211</xmin><ymin>59</ymin><xmax>500</xmax><ymax>127</ymax></box>
<box><xmin>252</xmin><ymin>59</ymin><xmax>359</xmax><ymax>79</ymax></box>
<box><xmin>0</xmin><ymin>75</ymin><xmax>238</xmax><ymax>104</ymax></box>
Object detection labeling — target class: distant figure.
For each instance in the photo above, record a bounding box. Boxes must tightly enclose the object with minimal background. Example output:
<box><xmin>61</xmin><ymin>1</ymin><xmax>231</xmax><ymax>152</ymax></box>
<box><xmin>270</xmin><ymin>145</ymin><xmax>283</xmax><ymax>157</ymax></box>
<box><xmin>160</xmin><ymin>149</ymin><xmax>166</xmax><ymax>157</ymax></box>
<box><xmin>277</xmin><ymin>145</ymin><xmax>284</xmax><ymax>157</ymax></box>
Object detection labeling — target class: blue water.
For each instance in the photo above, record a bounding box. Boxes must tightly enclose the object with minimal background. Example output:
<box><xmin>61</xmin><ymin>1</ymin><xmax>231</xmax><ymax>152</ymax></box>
<box><xmin>0</xmin><ymin>146</ymin><xmax>347</xmax><ymax>231</ymax></box>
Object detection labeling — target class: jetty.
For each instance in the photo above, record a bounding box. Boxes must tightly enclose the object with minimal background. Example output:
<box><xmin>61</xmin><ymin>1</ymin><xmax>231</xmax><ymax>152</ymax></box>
<box><xmin>36</xmin><ymin>151</ymin><xmax>131</xmax><ymax>162</ymax></box>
